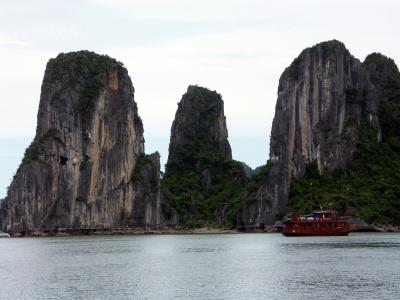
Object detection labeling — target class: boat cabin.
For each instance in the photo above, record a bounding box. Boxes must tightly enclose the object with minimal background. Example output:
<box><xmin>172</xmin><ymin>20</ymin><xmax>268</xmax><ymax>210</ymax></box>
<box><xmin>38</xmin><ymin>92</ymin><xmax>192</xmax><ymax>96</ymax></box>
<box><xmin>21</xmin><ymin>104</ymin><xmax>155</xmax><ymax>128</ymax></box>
<box><xmin>290</xmin><ymin>210</ymin><xmax>337</xmax><ymax>222</ymax></box>
<box><xmin>312</xmin><ymin>210</ymin><xmax>337</xmax><ymax>221</ymax></box>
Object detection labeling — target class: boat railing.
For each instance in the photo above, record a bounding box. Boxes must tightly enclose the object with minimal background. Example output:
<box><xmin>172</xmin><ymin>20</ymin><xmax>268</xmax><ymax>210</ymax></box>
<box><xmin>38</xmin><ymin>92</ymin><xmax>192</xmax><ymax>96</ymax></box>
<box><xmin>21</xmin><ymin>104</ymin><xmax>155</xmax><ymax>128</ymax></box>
<box><xmin>286</xmin><ymin>215</ymin><xmax>349</xmax><ymax>222</ymax></box>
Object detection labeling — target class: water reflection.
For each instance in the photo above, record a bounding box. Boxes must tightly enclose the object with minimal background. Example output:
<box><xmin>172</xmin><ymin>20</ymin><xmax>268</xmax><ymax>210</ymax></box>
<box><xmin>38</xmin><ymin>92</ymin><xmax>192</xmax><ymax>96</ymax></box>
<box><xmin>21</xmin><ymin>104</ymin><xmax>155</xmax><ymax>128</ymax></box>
<box><xmin>282</xmin><ymin>242</ymin><xmax>400</xmax><ymax>249</ymax></box>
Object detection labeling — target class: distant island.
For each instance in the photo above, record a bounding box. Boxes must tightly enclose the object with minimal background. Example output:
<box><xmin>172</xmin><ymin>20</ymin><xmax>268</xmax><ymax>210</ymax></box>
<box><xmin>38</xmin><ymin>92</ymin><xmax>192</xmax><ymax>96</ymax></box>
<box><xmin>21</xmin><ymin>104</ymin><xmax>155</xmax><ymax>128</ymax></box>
<box><xmin>1</xmin><ymin>40</ymin><xmax>399</xmax><ymax>236</ymax></box>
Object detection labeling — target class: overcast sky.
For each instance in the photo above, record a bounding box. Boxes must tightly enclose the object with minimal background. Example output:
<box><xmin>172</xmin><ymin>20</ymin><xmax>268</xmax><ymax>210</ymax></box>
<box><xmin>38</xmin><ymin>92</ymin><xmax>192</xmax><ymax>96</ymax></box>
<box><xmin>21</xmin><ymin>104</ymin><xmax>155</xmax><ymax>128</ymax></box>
<box><xmin>0</xmin><ymin>0</ymin><xmax>400</xmax><ymax>198</ymax></box>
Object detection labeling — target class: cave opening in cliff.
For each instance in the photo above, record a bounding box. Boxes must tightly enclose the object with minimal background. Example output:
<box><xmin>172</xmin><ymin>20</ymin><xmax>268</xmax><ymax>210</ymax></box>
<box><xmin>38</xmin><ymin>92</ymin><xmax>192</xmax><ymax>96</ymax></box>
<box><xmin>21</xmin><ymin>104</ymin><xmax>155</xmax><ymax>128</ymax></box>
<box><xmin>59</xmin><ymin>156</ymin><xmax>68</xmax><ymax>165</ymax></box>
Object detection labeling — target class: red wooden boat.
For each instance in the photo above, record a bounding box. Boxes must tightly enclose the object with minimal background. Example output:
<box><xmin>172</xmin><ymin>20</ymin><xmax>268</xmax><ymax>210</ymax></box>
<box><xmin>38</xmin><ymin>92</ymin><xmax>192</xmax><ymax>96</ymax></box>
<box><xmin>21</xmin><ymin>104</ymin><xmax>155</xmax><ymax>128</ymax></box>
<box><xmin>281</xmin><ymin>210</ymin><xmax>351</xmax><ymax>236</ymax></box>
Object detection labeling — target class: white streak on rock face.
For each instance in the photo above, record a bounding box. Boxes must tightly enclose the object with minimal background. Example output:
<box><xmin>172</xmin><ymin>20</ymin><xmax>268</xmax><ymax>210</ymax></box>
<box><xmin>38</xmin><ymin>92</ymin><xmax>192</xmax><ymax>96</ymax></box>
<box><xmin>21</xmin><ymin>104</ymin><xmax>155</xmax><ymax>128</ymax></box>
<box><xmin>271</xmin><ymin>155</ymin><xmax>279</xmax><ymax>161</ymax></box>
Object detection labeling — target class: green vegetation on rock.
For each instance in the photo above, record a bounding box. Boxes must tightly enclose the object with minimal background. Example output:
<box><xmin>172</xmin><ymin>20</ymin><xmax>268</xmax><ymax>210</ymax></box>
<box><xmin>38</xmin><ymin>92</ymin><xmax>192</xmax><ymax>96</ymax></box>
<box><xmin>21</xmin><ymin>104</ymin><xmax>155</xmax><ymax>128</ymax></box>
<box><xmin>47</xmin><ymin>51</ymin><xmax>121</xmax><ymax>122</ymax></box>
<box><xmin>130</xmin><ymin>154</ymin><xmax>153</xmax><ymax>183</ymax></box>
<box><xmin>162</xmin><ymin>86</ymin><xmax>247</xmax><ymax>228</ymax></box>
<box><xmin>23</xmin><ymin>128</ymin><xmax>59</xmax><ymax>163</ymax></box>
<box><xmin>79</xmin><ymin>159</ymin><xmax>89</xmax><ymax>172</ymax></box>
<box><xmin>287</xmin><ymin>136</ymin><xmax>400</xmax><ymax>224</ymax></box>
<box><xmin>163</xmin><ymin>152</ymin><xmax>246</xmax><ymax>227</ymax></box>
<box><xmin>242</xmin><ymin>162</ymin><xmax>270</xmax><ymax>204</ymax></box>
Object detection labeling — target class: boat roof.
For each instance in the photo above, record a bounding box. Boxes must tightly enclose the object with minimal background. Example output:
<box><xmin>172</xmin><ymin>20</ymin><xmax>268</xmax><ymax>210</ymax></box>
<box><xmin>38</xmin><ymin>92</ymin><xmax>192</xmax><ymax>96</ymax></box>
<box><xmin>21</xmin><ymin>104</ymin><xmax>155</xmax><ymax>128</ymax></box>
<box><xmin>312</xmin><ymin>210</ymin><xmax>337</xmax><ymax>214</ymax></box>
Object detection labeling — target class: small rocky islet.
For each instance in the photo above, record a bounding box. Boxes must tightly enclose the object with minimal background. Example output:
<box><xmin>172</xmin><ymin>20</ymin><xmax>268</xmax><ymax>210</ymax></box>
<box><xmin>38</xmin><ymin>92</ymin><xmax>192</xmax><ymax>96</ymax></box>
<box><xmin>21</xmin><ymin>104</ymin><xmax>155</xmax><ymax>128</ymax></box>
<box><xmin>1</xmin><ymin>40</ymin><xmax>400</xmax><ymax>236</ymax></box>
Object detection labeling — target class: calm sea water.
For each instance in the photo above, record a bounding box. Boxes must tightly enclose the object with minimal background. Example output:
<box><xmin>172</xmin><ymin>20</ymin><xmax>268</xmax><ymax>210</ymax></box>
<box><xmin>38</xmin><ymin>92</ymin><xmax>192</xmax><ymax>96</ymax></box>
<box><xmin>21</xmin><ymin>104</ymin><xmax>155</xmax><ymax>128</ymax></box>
<box><xmin>0</xmin><ymin>233</ymin><xmax>399</xmax><ymax>300</ymax></box>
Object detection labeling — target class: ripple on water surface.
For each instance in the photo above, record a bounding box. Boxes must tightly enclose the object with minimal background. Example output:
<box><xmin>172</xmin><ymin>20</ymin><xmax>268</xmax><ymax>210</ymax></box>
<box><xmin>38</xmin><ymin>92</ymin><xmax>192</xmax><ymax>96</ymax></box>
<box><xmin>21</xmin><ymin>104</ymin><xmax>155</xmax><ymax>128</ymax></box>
<box><xmin>0</xmin><ymin>233</ymin><xmax>399</xmax><ymax>300</ymax></box>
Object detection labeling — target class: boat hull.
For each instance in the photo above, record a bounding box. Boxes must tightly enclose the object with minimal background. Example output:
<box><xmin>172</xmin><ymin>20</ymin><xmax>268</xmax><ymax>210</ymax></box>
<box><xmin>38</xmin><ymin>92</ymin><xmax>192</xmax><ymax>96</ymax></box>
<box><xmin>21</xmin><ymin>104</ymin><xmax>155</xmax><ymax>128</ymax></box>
<box><xmin>282</xmin><ymin>230</ymin><xmax>350</xmax><ymax>237</ymax></box>
<box><xmin>281</xmin><ymin>220</ymin><xmax>351</xmax><ymax>237</ymax></box>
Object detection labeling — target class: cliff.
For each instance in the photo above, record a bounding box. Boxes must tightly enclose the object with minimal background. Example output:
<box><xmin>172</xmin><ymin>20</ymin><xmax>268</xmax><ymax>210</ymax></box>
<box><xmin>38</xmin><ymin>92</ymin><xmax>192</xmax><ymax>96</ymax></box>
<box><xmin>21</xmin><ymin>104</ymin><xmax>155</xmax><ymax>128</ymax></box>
<box><xmin>283</xmin><ymin>51</ymin><xmax>400</xmax><ymax>224</ymax></box>
<box><xmin>162</xmin><ymin>86</ymin><xmax>247</xmax><ymax>227</ymax></box>
<box><xmin>363</xmin><ymin>53</ymin><xmax>400</xmax><ymax>141</ymax></box>
<box><xmin>0</xmin><ymin>51</ymin><xmax>161</xmax><ymax>233</ymax></box>
<box><xmin>239</xmin><ymin>40</ymin><xmax>380</xmax><ymax>227</ymax></box>
<box><xmin>129</xmin><ymin>152</ymin><xmax>163</xmax><ymax>227</ymax></box>
<box><xmin>167</xmin><ymin>85</ymin><xmax>232</xmax><ymax>168</ymax></box>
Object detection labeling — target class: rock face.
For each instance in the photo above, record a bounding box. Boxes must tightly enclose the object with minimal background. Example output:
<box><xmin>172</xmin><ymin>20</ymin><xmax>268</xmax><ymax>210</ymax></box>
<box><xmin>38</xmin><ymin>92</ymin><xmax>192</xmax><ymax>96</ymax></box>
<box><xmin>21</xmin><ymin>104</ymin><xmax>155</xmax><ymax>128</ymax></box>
<box><xmin>363</xmin><ymin>53</ymin><xmax>400</xmax><ymax>86</ymax></box>
<box><xmin>0</xmin><ymin>51</ymin><xmax>161</xmax><ymax>233</ymax></box>
<box><xmin>167</xmin><ymin>85</ymin><xmax>232</xmax><ymax>166</ymax></box>
<box><xmin>162</xmin><ymin>86</ymin><xmax>246</xmax><ymax>227</ymax></box>
<box><xmin>239</xmin><ymin>40</ymin><xmax>380</xmax><ymax>227</ymax></box>
<box><xmin>363</xmin><ymin>53</ymin><xmax>400</xmax><ymax>140</ymax></box>
<box><xmin>128</xmin><ymin>152</ymin><xmax>163</xmax><ymax>227</ymax></box>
